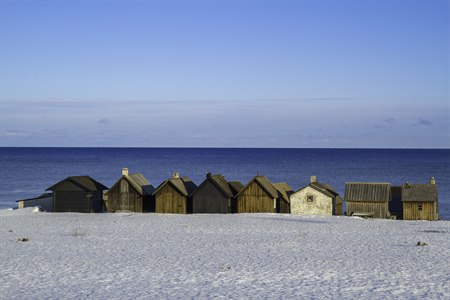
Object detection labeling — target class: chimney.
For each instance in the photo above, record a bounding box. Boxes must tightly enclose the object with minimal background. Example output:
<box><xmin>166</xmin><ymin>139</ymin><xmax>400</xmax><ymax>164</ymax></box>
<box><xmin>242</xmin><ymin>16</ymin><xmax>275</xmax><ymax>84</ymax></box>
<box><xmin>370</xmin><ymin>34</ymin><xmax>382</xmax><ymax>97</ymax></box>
<box><xmin>310</xmin><ymin>176</ymin><xmax>317</xmax><ymax>183</ymax></box>
<box><xmin>206</xmin><ymin>172</ymin><xmax>212</xmax><ymax>178</ymax></box>
<box><xmin>430</xmin><ymin>177</ymin><xmax>436</xmax><ymax>185</ymax></box>
<box><xmin>122</xmin><ymin>168</ymin><xmax>129</xmax><ymax>176</ymax></box>
<box><xmin>172</xmin><ymin>172</ymin><xmax>180</xmax><ymax>179</ymax></box>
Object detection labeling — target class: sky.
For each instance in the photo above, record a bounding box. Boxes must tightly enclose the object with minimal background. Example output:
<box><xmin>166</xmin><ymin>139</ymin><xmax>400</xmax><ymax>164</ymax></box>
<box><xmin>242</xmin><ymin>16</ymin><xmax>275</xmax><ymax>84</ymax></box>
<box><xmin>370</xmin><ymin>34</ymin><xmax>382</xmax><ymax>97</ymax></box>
<box><xmin>1</xmin><ymin>0</ymin><xmax>449</xmax><ymax>148</ymax></box>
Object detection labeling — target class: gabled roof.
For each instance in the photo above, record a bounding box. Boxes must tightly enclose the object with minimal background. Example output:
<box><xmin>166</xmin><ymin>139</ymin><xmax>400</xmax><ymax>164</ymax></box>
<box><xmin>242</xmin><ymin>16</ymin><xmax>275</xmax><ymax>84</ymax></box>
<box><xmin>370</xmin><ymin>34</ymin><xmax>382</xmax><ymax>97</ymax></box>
<box><xmin>402</xmin><ymin>183</ymin><xmax>437</xmax><ymax>202</ymax></box>
<box><xmin>228</xmin><ymin>181</ymin><xmax>244</xmax><ymax>195</ymax></box>
<box><xmin>237</xmin><ymin>175</ymin><xmax>279</xmax><ymax>199</ymax></box>
<box><xmin>46</xmin><ymin>176</ymin><xmax>108</xmax><ymax>192</ymax></box>
<box><xmin>192</xmin><ymin>174</ymin><xmax>242</xmax><ymax>198</ymax></box>
<box><xmin>107</xmin><ymin>173</ymin><xmax>154</xmax><ymax>196</ymax></box>
<box><xmin>311</xmin><ymin>182</ymin><xmax>339</xmax><ymax>198</ymax></box>
<box><xmin>344</xmin><ymin>182</ymin><xmax>391</xmax><ymax>202</ymax></box>
<box><xmin>273</xmin><ymin>182</ymin><xmax>293</xmax><ymax>203</ymax></box>
<box><xmin>153</xmin><ymin>176</ymin><xmax>197</xmax><ymax>197</ymax></box>
<box><xmin>293</xmin><ymin>181</ymin><xmax>342</xmax><ymax>203</ymax></box>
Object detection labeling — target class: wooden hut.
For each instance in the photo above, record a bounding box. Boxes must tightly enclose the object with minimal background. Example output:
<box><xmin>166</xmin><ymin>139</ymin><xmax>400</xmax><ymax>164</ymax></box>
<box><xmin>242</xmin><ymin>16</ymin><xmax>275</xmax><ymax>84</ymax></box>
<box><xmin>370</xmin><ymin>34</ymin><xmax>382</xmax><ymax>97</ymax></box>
<box><xmin>46</xmin><ymin>176</ymin><xmax>108</xmax><ymax>213</ymax></box>
<box><xmin>191</xmin><ymin>173</ymin><xmax>243</xmax><ymax>213</ymax></box>
<box><xmin>235</xmin><ymin>175</ymin><xmax>292</xmax><ymax>213</ymax></box>
<box><xmin>106</xmin><ymin>168</ymin><xmax>155</xmax><ymax>213</ymax></box>
<box><xmin>402</xmin><ymin>178</ymin><xmax>438</xmax><ymax>221</ymax></box>
<box><xmin>16</xmin><ymin>193</ymin><xmax>53</xmax><ymax>212</ymax></box>
<box><xmin>290</xmin><ymin>176</ymin><xmax>343</xmax><ymax>216</ymax></box>
<box><xmin>345</xmin><ymin>182</ymin><xmax>392</xmax><ymax>218</ymax></box>
<box><xmin>153</xmin><ymin>173</ymin><xmax>197</xmax><ymax>214</ymax></box>
<box><xmin>389</xmin><ymin>185</ymin><xmax>403</xmax><ymax>219</ymax></box>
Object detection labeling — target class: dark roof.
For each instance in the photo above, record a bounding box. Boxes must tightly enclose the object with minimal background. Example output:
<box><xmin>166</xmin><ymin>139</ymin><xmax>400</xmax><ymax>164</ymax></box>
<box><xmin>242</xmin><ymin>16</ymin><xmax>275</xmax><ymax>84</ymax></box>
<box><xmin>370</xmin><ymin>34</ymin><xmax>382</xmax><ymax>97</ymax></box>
<box><xmin>402</xmin><ymin>184</ymin><xmax>437</xmax><ymax>202</ymax></box>
<box><xmin>16</xmin><ymin>193</ymin><xmax>53</xmax><ymax>203</ymax></box>
<box><xmin>46</xmin><ymin>176</ymin><xmax>109</xmax><ymax>192</ymax></box>
<box><xmin>107</xmin><ymin>173</ymin><xmax>154</xmax><ymax>196</ymax></box>
<box><xmin>345</xmin><ymin>182</ymin><xmax>391</xmax><ymax>202</ymax></box>
<box><xmin>192</xmin><ymin>174</ymin><xmax>242</xmax><ymax>198</ymax></box>
<box><xmin>311</xmin><ymin>182</ymin><xmax>339</xmax><ymax>198</ymax></box>
<box><xmin>294</xmin><ymin>181</ymin><xmax>342</xmax><ymax>203</ymax></box>
<box><xmin>273</xmin><ymin>182</ymin><xmax>293</xmax><ymax>203</ymax></box>
<box><xmin>237</xmin><ymin>175</ymin><xmax>279</xmax><ymax>199</ymax></box>
<box><xmin>228</xmin><ymin>181</ymin><xmax>244</xmax><ymax>195</ymax></box>
<box><xmin>153</xmin><ymin>176</ymin><xmax>197</xmax><ymax>197</ymax></box>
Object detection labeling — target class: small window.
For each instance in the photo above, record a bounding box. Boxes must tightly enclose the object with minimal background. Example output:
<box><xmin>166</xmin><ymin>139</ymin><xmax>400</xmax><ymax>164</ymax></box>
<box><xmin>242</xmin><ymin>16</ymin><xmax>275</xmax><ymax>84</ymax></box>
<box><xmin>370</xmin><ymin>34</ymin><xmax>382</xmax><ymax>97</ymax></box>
<box><xmin>307</xmin><ymin>195</ymin><xmax>314</xmax><ymax>202</ymax></box>
<box><xmin>418</xmin><ymin>203</ymin><xmax>423</xmax><ymax>211</ymax></box>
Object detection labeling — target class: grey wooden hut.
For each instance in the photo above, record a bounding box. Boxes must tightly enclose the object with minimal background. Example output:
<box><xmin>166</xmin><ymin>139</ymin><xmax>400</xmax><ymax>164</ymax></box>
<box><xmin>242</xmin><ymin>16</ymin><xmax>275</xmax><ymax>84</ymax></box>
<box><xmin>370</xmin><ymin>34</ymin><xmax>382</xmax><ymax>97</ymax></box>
<box><xmin>344</xmin><ymin>182</ymin><xmax>391</xmax><ymax>218</ymax></box>
<box><xmin>290</xmin><ymin>176</ymin><xmax>343</xmax><ymax>216</ymax></box>
<box><xmin>46</xmin><ymin>176</ymin><xmax>108</xmax><ymax>213</ymax></box>
<box><xmin>235</xmin><ymin>175</ymin><xmax>292</xmax><ymax>213</ymax></box>
<box><xmin>153</xmin><ymin>172</ymin><xmax>197</xmax><ymax>214</ymax></box>
<box><xmin>402</xmin><ymin>178</ymin><xmax>438</xmax><ymax>220</ymax></box>
<box><xmin>16</xmin><ymin>193</ymin><xmax>53</xmax><ymax>212</ymax></box>
<box><xmin>191</xmin><ymin>173</ymin><xmax>243</xmax><ymax>213</ymax></box>
<box><xmin>106</xmin><ymin>168</ymin><xmax>155</xmax><ymax>213</ymax></box>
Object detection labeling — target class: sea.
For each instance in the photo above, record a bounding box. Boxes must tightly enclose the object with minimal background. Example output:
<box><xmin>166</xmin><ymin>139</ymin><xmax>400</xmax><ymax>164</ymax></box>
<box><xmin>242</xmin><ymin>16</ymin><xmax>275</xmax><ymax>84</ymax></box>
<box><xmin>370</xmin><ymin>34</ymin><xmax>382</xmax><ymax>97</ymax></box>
<box><xmin>1</xmin><ymin>147</ymin><xmax>449</xmax><ymax>220</ymax></box>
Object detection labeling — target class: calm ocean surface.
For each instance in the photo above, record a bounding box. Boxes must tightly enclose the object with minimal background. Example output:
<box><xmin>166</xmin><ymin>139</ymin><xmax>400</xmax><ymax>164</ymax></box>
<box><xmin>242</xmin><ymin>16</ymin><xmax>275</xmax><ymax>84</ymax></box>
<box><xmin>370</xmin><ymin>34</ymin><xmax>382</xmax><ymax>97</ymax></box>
<box><xmin>1</xmin><ymin>147</ymin><xmax>449</xmax><ymax>220</ymax></box>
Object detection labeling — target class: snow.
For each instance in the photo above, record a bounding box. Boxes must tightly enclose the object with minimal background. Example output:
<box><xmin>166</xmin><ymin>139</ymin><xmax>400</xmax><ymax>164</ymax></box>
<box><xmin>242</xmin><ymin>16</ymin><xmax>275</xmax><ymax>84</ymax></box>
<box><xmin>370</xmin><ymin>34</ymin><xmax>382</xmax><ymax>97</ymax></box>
<box><xmin>1</xmin><ymin>208</ymin><xmax>449</xmax><ymax>299</ymax></box>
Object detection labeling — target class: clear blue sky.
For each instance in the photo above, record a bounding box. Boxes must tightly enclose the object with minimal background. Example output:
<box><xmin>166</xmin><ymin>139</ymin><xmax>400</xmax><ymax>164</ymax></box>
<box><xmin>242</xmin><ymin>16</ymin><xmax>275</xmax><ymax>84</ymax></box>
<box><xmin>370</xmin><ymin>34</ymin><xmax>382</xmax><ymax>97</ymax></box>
<box><xmin>1</xmin><ymin>0</ymin><xmax>448</xmax><ymax>148</ymax></box>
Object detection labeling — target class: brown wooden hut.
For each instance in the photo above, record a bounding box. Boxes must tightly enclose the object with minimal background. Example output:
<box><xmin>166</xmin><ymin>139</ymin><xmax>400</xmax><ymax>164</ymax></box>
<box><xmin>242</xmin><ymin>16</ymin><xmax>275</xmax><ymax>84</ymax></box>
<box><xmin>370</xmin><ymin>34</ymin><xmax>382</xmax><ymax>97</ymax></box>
<box><xmin>46</xmin><ymin>176</ymin><xmax>108</xmax><ymax>213</ymax></box>
<box><xmin>290</xmin><ymin>176</ymin><xmax>343</xmax><ymax>216</ymax></box>
<box><xmin>235</xmin><ymin>175</ymin><xmax>292</xmax><ymax>213</ymax></box>
<box><xmin>153</xmin><ymin>173</ymin><xmax>197</xmax><ymax>214</ymax></box>
<box><xmin>106</xmin><ymin>168</ymin><xmax>155</xmax><ymax>213</ymax></box>
<box><xmin>344</xmin><ymin>182</ymin><xmax>391</xmax><ymax>218</ymax></box>
<box><xmin>191</xmin><ymin>173</ymin><xmax>243</xmax><ymax>213</ymax></box>
<box><xmin>402</xmin><ymin>179</ymin><xmax>438</xmax><ymax>220</ymax></box>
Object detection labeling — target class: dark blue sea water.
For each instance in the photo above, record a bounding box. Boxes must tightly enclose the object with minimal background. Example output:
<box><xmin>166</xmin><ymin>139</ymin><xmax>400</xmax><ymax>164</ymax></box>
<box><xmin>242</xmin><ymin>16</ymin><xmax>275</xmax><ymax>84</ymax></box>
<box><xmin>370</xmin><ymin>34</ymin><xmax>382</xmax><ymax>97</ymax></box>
<box><xmin>1</xmin><ymin>148</ymin><xmax>449</xmax><ymax>219</ymax></box>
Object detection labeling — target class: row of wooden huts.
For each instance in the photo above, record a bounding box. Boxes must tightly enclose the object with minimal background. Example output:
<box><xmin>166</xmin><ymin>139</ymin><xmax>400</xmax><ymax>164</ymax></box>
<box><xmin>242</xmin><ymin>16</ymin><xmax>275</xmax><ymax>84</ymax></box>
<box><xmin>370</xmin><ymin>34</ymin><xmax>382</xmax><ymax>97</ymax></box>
<box><xmin>17</xmin><ymin>168</ymin><xmax>439</xmax><ymax>220</ymax></box>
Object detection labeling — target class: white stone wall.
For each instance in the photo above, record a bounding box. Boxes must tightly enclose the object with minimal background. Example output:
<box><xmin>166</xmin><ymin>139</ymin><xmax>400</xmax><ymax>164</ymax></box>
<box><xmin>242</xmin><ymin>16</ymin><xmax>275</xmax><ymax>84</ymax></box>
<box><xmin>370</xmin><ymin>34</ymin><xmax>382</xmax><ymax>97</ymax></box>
<box><xmin>290</xmin><ymin>186</ymin><xmax>333</xmax><ymax>216</ymax></box>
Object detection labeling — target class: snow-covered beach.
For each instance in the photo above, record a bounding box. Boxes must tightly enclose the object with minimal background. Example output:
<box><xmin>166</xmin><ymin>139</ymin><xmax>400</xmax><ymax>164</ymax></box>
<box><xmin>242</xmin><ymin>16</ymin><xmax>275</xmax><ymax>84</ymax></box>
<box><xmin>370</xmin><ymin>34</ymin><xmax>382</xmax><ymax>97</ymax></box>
<box><xmin>1</xmin><ymin>208</ymin><xmax>449</xmax><ymax>299</ymax></box>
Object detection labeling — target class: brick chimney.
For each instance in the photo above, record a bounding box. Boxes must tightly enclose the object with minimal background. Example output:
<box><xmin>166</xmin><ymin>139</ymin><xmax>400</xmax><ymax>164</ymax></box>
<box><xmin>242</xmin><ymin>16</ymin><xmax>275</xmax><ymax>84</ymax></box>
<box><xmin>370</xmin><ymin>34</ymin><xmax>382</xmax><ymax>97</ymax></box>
<box><xmin>310</xmin><ymin>176</ymin><xmax>317</xmax><ymax>183</ymax></box>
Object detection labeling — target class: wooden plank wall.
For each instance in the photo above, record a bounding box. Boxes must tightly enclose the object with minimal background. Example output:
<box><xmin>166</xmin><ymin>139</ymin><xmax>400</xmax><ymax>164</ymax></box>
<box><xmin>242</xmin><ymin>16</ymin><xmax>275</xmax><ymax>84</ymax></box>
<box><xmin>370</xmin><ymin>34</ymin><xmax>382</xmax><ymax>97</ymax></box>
<box><xmin>108</xmin><ymin>179</ymin><xmax>142</xmax><ymax>212</ymax></box>
<box><xmin>192</xmin><ymin>181</ymin><xmax>229</xmax><ymax>213</ymax></box>
<box><xmin>403</xmin><ymin>202</ymin><xmax>437</xmax><ymax>220</ymax></box>
<box><xmin>335</xmin><ymin>202</ymin><xmax>343</xmax><ymax>216</ymax></box>
<box><xmin>155</xmin><ymin>184</ymin><xmax>187</xmax><ymax>214</ymax></box>
<box><xmin>54</xmin><ymin>191</ymin><xmax>89</xmax><ymax>213</ymax></box>
<box><xmin>347</xmin><ymin>201</ymin><xmax>388</xmax><ymax>218</ymax></box>
<box><xmin>237</xmin><ymin>181</ymin><xmax>274</xmax><ymax>213</ymax></box>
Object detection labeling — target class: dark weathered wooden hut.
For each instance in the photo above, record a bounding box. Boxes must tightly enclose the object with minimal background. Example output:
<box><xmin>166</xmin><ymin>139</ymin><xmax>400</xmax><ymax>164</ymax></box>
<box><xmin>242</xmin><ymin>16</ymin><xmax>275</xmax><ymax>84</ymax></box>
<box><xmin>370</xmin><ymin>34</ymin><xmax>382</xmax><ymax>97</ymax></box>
<box><xmin>402</xmin><ymin>179</ymin><xmax>438</xmax><ymax>221</ymax></box>
<box><xmin>290</xmin><ymin>176</ymin><xmax>343</xmax><ymax>216</ymax></box>
<box><xmin>235</xmin><ymin>175</ymin><xmax>292</xmax><ymax>213</ymax></box>
<box><xmin>389</xmin><ymin>186</ymin><xmax>403</xmax><ymax>219</ymax></box>
<box><xmin>191</xmin><ymin>173</ymin><xmax>243</xmax><ymax>213</ymax></box>
<box><xmin>17</xmin><ymin>193</ymin><xmax>53</xmax><ymax>212</ymax></box>
<box><xmin>46</xmin><ymin>176</ymin><xmax>108</xmax><ymax>213</ymax></box>
<box><xmin>345</xmin><ymin>182</ymin><xmax>391</xmax><ymax>218</ymax></box>
<box><xmin>153</xmin><ymin>173</ymin><xmax>197</xmax><ymax>214</ymax></box>
<box><xmin>106</xmin><ymin>168</ymin><xmax>155</xmax><ymax>213</ymax></box>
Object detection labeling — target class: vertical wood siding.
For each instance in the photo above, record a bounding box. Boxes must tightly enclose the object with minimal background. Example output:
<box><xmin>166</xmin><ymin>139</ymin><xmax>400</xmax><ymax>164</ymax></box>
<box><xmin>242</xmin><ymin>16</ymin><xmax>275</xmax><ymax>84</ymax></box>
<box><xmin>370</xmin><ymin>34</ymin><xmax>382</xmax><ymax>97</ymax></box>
<box><xmin>347</xmin><ymin>201</ymin><xmax>388</xmax><ymax>218</ymax></box>
<box><xmin>155</xmin><ymin>184</ymin><xmax>187</xmax><ymax>214</ymax></box>
<box><xmin>192</xmin><ymin>180</ymin><xmax>229</xmax><ymax>213</ymax></box>
<box><xmin>236</xmin><ymin>181</ymin><xmax>275</xmax><ymax>213</ymax></box>
<box><xmin>403</xmin><ymin>202</ymin><xmax>437</xmax><ymax>220</ymax></box>
<box><xmin>53</xmin><ymin>191</ymin><xmax>102</xmax><ymax>213</ymax></box>
<box><xmin>108</xmin><ymin>179</ymin><xmax>143</xmax><ymax>212</ymax></box>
